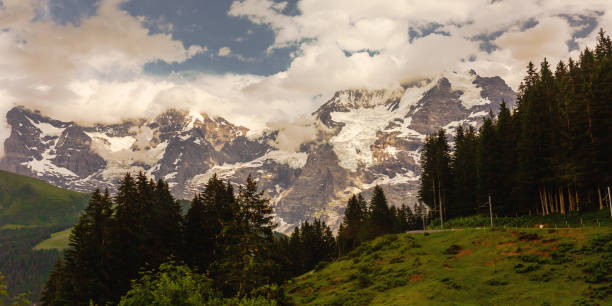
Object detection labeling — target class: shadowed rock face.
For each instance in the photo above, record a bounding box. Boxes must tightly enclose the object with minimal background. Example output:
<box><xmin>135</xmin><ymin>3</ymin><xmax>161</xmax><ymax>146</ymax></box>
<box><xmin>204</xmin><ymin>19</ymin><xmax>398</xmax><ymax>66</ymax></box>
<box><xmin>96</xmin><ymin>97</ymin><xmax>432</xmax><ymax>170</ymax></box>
<box><xmin>408</xmin><ymin>78</ymin><xmax>468</xmax><ymax>135</ymax></box>
<box><xmin>275</xmin><ymin>144</ymin><xmax>349</xmax><ymax>225</ymax></box>
<box><xmin>53</xmin><ymin>126</ymin><xmax>106</xmax><ymax>178</ymax></box>
<box><xmin>0</xmin><ymin>71</ymin><xmax>515</xmax><ymax>232</ymax></box>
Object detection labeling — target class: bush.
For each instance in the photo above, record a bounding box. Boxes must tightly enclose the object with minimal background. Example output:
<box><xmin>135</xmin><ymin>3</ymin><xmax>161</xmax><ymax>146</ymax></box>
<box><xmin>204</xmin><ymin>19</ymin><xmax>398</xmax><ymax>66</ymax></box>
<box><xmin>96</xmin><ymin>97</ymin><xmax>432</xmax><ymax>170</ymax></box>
<box><xmin>329</xmin><ymin>291</ymin><xmax>374</xmax><ymax>306</ymax></box>
<box><xmin>583</xmin><ymin>261</ymin><xmax>612</xmax><ymax>283</ymax></box>
<box><xmin>518</xmin><ymin>233</ymin><xmax>540</xmax><ymax>241</ymax></box>
<box><xmin>314</xmin><ymin>261</ymin><xmax>330</xmax><ymax>271</ymax></box>
<box><xmin>443</xmin><ymin>244</ymin><xmax>462</xmax><ymax>255</ymax></box>
<box><xmin>440</xmin><ymin>277</ymin><xmax>461</xmax><ymax>289</ymax></box>
<box><xmin>119</xmin><ymin>261</ymin><xmax>278</xmax><ymax>306</ymax></box>
<box><xmin>248</xmin><ymin>284</ymin><xmax>291</xmax><ymax>305</ymax></box>
<box><xmin>519</xmin><ymin>255</ymin><xmax>549</xmax><ymax>264</ymax></box>
<box><xmin>389</xmin><ymin>257</ymin><xmax>404</xmax><ymax>264</ymax></box>
<box><xmin>514</xmin><ymin>263</ymin><xmax>539</xmax><ymax>274</ymax></box>
<box><xmin>357</xmin><ymin>273</ymin><xmax>372</xmax><ymax>288</ymax></box>
<box><xmin>486</xmin><ymin>278</ymin><xmax>508</xmax><ymax>286</ymax></box>
<box><xmin>529</xmin><ymin>271</ymin><xmax>552</xmax><ymax>282</ymax></box>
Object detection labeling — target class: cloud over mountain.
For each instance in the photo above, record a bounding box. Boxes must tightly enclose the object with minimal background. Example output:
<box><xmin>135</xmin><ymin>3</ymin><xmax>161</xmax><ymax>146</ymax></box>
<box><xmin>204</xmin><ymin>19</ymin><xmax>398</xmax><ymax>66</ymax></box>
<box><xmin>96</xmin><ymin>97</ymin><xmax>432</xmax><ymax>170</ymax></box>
<box><xmin>1</xmin><ymin>0</ymin><xmax>611</xmax><ymax>157</ymax></box>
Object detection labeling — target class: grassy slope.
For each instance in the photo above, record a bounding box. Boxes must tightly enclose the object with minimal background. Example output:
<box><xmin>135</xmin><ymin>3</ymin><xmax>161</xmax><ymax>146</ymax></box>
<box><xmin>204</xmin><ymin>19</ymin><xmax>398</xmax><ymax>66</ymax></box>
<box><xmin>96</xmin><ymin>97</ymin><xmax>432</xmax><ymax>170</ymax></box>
<box><xmin>33</xmin><ymin>227</ymin><xmax>72</xmax><ymax>250</ymax></box>
<box><xmin>0</xmin><ymin>170</ymin><xmax>90</xmax><ymax>226</ymax></box>
<box><xmin>287</xmin><ymin>227</ymin><xmax>612</xmax><ymax>305</ymax></box>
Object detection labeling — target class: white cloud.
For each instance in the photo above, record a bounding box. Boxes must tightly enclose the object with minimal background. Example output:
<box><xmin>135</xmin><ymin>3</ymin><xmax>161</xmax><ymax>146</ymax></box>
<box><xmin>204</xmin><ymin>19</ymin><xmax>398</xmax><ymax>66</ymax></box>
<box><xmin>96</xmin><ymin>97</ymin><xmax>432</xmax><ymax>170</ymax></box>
<box><xmin>2</xmin><ymin>0</ymin><xmax>612</xmax><ymax>158</ymax></box>
<box><xmin>218</xmin><ymin>46</ymin><xmax>232</xmax><ymax>56</ymax></box>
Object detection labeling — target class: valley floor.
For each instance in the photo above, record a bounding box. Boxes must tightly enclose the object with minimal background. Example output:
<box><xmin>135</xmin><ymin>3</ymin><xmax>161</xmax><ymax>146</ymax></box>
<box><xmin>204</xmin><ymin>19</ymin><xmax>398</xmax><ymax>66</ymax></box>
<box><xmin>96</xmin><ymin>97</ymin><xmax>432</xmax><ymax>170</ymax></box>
<box><xmin>287</xmin><ymin>227</ymin><xmax>612</xmax><ymax>305</ymax></box>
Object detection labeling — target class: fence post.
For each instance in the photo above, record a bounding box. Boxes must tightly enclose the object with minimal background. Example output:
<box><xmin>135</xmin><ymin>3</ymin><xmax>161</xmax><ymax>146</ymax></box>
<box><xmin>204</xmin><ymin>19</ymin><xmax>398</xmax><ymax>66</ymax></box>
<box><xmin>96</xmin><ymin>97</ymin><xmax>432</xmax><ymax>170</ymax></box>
<box><xmin>489</xmin><ymin>195</ymin><xmax>493</xmax><ymax>229</ymax></box>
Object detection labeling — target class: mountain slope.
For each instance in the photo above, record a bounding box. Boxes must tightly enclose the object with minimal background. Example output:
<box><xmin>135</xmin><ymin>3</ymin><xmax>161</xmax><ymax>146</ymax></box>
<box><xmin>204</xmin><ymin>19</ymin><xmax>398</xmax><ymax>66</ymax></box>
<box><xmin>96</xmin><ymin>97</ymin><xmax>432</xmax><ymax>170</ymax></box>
<box><xmin>287</xmin><ymin>228</ymin><xmax>612</xmax><ymax>305</ymax></box>
<box><xmin>0</xmin><ymin>70</ymin><xmax>515</xmax><ymax>232</ymax></box>
<box><xmin>0</xmin><ymin>170</ymin><xmax>89</xmax><ymax>227</ymax></box>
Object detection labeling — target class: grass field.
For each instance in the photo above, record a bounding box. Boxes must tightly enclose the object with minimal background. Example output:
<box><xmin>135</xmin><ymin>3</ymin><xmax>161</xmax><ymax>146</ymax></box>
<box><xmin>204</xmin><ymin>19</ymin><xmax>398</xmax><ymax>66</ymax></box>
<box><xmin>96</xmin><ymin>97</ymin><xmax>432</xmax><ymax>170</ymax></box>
<box><xmin>0</xmin><ymin>170</ymin><xmax>90</xmax><ymax>227</ymax></box>
<box><xmin>33</xmin><ymin>227</ymin><xmax>72</xmax><ymax>250</ymax></box>
<box><xmin>286</xmin><ymin>227</ymin><xmax>612</xmax><ymax>305</ymax></box>
<box><xmin>432</xmin><ymin>209</ymin><xmax>612</xmax><ymax>229</ymax></box>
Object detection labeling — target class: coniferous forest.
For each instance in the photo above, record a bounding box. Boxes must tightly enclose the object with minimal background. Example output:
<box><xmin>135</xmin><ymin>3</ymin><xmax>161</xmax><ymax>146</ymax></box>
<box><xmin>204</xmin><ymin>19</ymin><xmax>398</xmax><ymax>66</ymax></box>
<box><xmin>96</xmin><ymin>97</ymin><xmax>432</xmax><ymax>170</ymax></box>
<box><xmin>38</xmin><ymin>169</ymin><xmax>415</xmax><ymax>305</ymax></box>
<box><xmin>419</xmin><ymin>30</ymin><xmax>612</xmax><ymax>222</ymax></box>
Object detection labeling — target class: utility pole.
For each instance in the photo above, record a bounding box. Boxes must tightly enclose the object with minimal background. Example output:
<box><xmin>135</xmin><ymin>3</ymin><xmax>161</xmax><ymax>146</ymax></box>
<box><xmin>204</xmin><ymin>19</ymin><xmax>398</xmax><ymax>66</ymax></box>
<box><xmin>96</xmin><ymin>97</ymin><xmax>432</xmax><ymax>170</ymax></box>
<box><xmin>608</xmin><ymin>186</ymin><xmax>612</xmax><ymax>219</ymax></box>
<box><xmin>440</xmin><ymin>206</ymin><xmax>444</xmax><ymax>229</ymax></box>
<box><xmin>489</xmin><ymin>195</ymin><xmax>493</xmax><ymax>229</ymax></box>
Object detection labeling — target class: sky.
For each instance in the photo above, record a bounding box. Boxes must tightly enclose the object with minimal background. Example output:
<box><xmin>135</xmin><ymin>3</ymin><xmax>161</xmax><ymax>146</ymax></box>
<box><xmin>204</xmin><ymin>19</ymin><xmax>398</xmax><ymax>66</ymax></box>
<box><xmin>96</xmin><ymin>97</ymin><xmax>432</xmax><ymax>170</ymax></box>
<box><xmin>1</xmin><ymin>0</ymin><xmax>612</xmax><ymax>157</ymax></box>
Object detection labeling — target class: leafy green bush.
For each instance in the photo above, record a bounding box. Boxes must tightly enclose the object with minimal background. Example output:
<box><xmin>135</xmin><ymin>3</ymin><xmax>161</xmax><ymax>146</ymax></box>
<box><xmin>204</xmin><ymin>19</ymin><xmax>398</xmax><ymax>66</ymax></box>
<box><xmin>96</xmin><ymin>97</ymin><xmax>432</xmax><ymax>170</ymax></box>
<box><xmin>119</xmin><ymin>261</ymin><xmax>278</xmax><ymax>306</ymax></box>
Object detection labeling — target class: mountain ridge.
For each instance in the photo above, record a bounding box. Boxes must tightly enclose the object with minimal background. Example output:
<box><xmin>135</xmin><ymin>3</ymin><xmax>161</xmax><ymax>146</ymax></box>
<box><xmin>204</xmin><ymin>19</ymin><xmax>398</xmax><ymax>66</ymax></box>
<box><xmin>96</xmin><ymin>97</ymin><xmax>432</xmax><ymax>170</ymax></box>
<box><xmin>0</xmin><ymin>70</ymin><xmax>516</xmax><ymax>232</ymax></box>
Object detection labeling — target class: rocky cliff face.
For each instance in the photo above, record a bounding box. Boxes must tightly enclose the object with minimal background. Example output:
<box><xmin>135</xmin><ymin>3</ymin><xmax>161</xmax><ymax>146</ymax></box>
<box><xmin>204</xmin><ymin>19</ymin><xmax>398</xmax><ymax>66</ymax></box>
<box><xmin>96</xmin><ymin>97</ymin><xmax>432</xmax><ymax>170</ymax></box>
<box><xmin>0</xmin><ymin>70</ymin><xmax>515</xmax><ymax>232</ymax></box>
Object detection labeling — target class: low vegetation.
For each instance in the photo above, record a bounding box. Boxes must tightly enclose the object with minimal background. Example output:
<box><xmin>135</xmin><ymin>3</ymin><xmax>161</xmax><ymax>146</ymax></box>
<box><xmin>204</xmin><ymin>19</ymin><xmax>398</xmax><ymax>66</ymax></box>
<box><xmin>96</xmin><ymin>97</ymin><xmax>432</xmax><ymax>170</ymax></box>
<box><xmin>287</xmin><ymin>228</ymin><xmax>612</xmax><ymax>305</ymax></box>
<box><xmin>432</xmin><ymin>209</ymin><xmax>612</xmax><ymax>229</ymax></box>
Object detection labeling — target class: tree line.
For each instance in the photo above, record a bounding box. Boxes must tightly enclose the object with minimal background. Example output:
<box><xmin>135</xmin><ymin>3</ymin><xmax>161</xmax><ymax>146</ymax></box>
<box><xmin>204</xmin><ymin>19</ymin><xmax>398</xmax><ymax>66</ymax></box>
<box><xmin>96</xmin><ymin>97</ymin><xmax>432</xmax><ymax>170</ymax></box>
<box><xmin>337</xmin><ymin>186</ymin><xmax>422</xmax><ymax>255</ymax></box>
<box><xmin>419</xmin><ymin>29</ymin><xmax>612</xmax><ymax>221</ymax></box>
<box><xmin>41</xmin><ymin>173</ymin><xmax>288</xmax><ymax>305</ymax></box>
<box><xmin>40</xmin><ymin>170</ymin><xmax>422</xmax><ymax>304</ymax></box>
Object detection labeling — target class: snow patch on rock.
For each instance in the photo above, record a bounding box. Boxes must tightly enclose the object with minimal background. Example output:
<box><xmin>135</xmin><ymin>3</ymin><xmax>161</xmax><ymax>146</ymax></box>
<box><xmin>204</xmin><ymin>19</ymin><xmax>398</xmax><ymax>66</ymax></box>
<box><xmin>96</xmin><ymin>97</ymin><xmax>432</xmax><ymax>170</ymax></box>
<box><xmin>330</xmin><ymin>106</ymin><xmax>394</xmax><ymax>171</ymax></box>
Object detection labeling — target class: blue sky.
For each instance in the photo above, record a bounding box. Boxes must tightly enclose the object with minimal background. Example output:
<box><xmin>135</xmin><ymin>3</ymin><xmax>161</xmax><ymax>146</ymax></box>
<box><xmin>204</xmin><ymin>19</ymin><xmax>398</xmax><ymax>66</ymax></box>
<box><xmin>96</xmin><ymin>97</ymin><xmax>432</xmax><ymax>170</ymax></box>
<box><xmin>47</xmin><ymin>0</ymin><xmax>300</xmax><ymax>75</ymax></box>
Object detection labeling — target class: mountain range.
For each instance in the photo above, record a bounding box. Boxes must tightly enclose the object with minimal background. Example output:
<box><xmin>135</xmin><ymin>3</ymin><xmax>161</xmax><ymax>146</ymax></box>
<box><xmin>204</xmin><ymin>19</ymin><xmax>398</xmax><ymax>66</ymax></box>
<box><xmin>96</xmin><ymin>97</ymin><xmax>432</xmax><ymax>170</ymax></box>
<box><xmin>0</xmin><ymin>70</ymin><xmax>515</xmax><ymax>232</ymax></box>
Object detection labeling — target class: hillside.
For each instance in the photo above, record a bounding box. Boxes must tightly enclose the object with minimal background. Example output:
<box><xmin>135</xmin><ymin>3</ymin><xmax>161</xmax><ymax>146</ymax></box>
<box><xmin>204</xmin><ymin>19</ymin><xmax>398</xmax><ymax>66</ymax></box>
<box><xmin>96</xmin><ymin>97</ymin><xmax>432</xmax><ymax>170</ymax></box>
<box><xmin>286</xmin><ymin>228</ymin><xmax>612</xmax><ymax>305</ymax></box>
<box><xmin>0</xmin><ymin>170</ymin><xmax>90</xmax><ymax>227</ymax></box>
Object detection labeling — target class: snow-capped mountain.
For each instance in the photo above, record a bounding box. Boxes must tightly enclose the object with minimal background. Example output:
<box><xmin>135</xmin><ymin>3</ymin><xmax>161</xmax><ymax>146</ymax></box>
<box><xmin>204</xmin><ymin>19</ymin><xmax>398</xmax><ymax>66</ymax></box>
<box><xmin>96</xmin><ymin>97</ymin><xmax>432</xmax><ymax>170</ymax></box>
<box><xmin>0</xmin><ymin>70</ymin><xmax>515</xmax><ymax>232</ymax></box>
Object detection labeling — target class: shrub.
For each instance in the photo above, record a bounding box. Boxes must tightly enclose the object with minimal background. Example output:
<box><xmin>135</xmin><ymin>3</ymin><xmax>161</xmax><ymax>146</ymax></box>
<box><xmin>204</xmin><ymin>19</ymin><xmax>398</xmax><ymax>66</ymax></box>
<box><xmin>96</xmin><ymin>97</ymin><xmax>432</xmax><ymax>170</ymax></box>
<box><xmin>582</xmin><ymin>284</ymin><xmax>612</xmax><ymax>299</ymax></box>
<box><xmin>486</xmin><ymin>278</ymin><xmax>508</xmax><ymax>286</ymax></box>
<box><xmin>357</xmin><ymin>273</ymin><xmax>372</xmax><ymax>288</ymax></box>
<box><xmin>443</xmin><ymin>244</ymin><xmax>462</xmax><ymax>255</ymax></box>
<box><xmin>440</xmin><ymin>277</ymin><xmax>461</xmax><ymax>289</ymax></box>
<box><xmin>514</xmin><ymin>263</ymin><xmax>539</xmax><ymax>273</ymax></box>
<box><xmin>518</xmin><ymin>233</ymin><xmax>540</xmax><ymax>241</ymax></box>
<box><xmin>519</xmin><ymin>255</ymin><xmax>549</xmax><ymax>264</ymax></box>
<box><xmin>314</xmin><ymin>261</ymin><xmax>330</xmax><ymax>271</ymax></box>
<box><xmin>329</xmin><ymin>291</ymin><xmax>374</xmax><ymax>306</ymax></box>
<box><xmin>583</xmin><ymin>261</ymin><xmax>612</xmax><ymax>283</ymax></box>
<box><xmin>389</xmin><ymin>257</ymin><xmax>404</xmax><ymax>264</ymax></box>
<box><xmin>529</xmin><ymin>271</ymin><xmax>552</xmax><ymax>282</ymax></box>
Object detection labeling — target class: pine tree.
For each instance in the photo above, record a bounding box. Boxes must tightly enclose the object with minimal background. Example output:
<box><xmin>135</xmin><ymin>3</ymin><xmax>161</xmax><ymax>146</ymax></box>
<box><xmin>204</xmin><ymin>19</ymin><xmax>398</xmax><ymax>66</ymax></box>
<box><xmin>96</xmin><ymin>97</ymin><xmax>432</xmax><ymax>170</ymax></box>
<box><xmin>338</xmin><ymin>195</ymin><xmax>365</xmax><ymax>254</ymax></box>
<box><xmin>368</xmin><ymin>185</ymin><xmax>393</xmax><ymax>237</ymax></box>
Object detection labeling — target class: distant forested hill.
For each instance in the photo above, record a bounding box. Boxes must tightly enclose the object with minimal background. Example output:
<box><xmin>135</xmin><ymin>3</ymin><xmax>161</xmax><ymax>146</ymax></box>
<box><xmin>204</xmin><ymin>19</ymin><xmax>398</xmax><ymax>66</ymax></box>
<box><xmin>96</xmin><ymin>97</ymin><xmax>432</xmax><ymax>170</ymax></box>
<box><xmin>0</xmin><ymin>170</ymin><xmax>89</xmax><ymax>227</ymax></box>
<box><xmin>0</xmin><ymin>170</ymin><xmax>90</xmax><ymax>302</ymax></box>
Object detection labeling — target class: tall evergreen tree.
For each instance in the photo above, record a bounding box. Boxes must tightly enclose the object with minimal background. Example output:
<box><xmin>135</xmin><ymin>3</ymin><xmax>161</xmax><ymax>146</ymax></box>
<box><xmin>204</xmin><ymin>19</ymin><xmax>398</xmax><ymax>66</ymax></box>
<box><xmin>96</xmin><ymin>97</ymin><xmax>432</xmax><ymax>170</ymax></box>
<box><xmin>368</xmin><ymin>185</ymin><xmax>393</xmax><ymax>237</ymax></box>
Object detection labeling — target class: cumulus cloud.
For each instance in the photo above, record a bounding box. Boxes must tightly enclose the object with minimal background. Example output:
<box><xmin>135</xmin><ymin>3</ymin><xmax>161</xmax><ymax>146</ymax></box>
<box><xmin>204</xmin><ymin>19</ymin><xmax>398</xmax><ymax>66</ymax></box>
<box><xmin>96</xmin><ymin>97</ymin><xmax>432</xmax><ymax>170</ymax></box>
<box><xmin>230</xmin><ymin>0</ymin><xmax>612</xmax><ymax>90</ymax></box>
<box><xmin>0</xmin><ymin>0</ymin><xmax>207</xmax><ymax>157</ymax></box>
<box><xmin>2</xmin><ymin>0</ymin><xmax>612</xmax><ymax>158</ymax></box>
<box><xmin>218</xmin><ymin>46</ymin><xmax>232</xmax><ymax>56</ymax></box>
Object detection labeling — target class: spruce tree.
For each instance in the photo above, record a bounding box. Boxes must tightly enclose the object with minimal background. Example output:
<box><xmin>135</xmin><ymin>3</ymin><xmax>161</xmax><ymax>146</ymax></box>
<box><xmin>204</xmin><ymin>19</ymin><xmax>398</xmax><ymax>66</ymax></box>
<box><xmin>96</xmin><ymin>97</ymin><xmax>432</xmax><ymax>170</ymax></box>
<box><xmin>368</xmin><ymin>185</ymin><xmax>393</xmax><ymax>237</ymax></box>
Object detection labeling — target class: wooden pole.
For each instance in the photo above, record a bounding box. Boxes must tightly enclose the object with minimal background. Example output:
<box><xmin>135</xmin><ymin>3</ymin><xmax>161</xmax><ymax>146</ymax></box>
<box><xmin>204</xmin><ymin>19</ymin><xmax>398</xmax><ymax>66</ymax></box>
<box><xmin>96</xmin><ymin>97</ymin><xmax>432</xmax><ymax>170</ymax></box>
<box><xmin>489</xmin><ymin>195</ymin><xmax>493</xmax><ymax>229</ymax></box>
<box><xmin>608</xmin><ymin>186</ymin><xmax>612</xmax><ymax>219</ymax></box>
